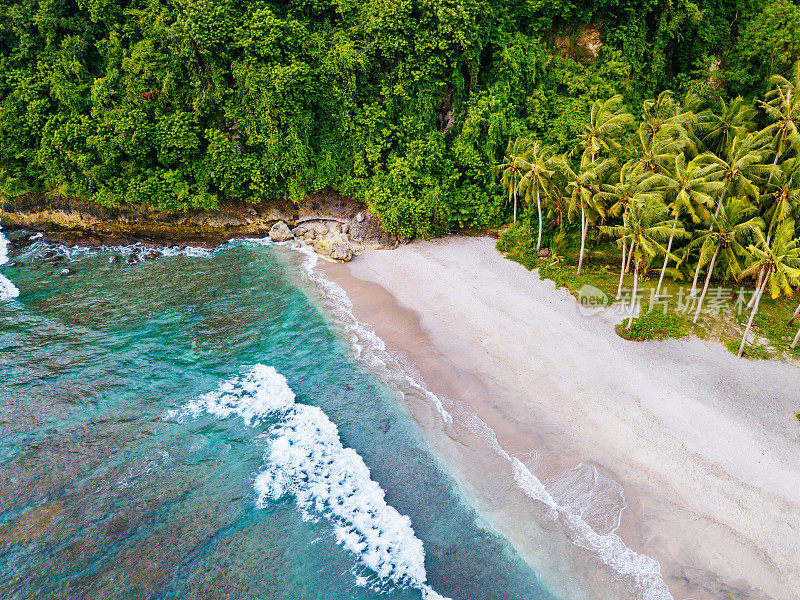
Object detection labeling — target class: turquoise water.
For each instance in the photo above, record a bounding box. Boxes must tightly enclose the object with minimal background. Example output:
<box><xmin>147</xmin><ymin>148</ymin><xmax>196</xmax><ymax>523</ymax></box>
<box><xmin>0</xmin><ymin>236</ymin><xmax>559</xmax><ymax>600</ymax></box>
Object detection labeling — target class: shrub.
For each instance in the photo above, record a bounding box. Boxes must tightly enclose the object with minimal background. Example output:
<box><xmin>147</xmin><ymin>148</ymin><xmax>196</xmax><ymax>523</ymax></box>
<box><xmin>617</xmin><ymin>311</ymin><xmax>687</xmax><ymax>341</ymax></box>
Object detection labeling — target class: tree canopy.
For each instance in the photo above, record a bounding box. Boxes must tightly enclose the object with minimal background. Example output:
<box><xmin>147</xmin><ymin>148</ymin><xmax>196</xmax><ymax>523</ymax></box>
<box><xmin>0</xmin><ymin>0</ymin><xmax>798</xmax><ymax>237</ymax></box>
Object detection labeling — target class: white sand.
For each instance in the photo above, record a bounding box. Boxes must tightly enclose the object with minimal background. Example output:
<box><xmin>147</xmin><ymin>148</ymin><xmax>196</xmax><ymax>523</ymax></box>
<box><xmin>321</xmin><ymin>236</ymin><xmax>800</xmax><ymax>600</ymax></box>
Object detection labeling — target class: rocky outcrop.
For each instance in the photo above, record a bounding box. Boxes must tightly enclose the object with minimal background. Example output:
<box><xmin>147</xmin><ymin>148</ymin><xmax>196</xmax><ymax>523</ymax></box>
<box><xmin>0</xmin><ymin>191</ymin><xmax>398</xmax><ymax>261</ymax></box>
<box><xmin>349</xmin><ymin>210</ymin><xmax>399</xmax><ymax>249</ymax></box>
<box><xmin>268</xmin><ymin>221</ymin><xmax>294</xmax><ymax>242</ymax></box>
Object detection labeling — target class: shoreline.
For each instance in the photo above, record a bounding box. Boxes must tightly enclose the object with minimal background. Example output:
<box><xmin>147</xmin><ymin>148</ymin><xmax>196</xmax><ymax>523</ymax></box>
<box><xmin>317</xmin><ymin>236</ymin><xmax>800</xmax><ymax>600</ymax></box>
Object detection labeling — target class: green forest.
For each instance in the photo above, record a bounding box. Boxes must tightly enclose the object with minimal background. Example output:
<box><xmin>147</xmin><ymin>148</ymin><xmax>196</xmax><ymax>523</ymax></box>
<box><xmin>2</xmin><ymin>0</ymin><xmax>800</xmax><ymax>238</ymax></box>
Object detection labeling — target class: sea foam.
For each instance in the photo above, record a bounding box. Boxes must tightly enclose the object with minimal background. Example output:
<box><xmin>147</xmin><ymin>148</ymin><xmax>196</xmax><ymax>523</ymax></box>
<box><xmin>294</xmin><ymin>243</ymin><xmax>452</xmax><ymax>423</ymax></box>
<box><xmin>177</xmin><ymin>364</ymin><xmax>450</xmax><ymax>600</ymax></box>
<box><xmin>0</xmin><ymin>221</ymin><xmax>20</xmax><ymax>300</ymax></box>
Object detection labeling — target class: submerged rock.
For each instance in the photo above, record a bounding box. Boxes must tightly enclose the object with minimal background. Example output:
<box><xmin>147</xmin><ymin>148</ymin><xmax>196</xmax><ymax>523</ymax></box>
<box><xmin>268</xmin><ymin>221</ymin><xmax>293</xmax><ymax>242</ymax></box>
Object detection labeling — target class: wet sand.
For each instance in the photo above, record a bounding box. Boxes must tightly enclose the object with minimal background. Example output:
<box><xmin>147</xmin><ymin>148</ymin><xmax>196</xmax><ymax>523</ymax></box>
<box><xmin>320</xmin><ymin>236</ymin><xmax>800</xmax><ymax>600</ymax></box>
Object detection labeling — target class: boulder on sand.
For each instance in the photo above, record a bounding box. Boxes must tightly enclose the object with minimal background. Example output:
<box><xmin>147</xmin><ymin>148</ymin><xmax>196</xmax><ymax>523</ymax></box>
<box><xmin>268</xmin><ymin>221</ymin><xmax>294</xmax><ymax>242</ymax></box>
<box><xmin>330</xmin><ymin>240</ymin><xmax>354</xmax><ymax>262</ymax></box>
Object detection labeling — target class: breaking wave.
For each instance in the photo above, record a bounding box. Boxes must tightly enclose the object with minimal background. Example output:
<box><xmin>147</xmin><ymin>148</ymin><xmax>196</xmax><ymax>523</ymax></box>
<box><xmin>0</xmin><ymin>221</ymin><xmax>20</xmax><ymax>300</ymax></box>
<box><xmin>172</xmin><ymin>364</ymin><xmax>449</xmax><ymax>600</ymax></box>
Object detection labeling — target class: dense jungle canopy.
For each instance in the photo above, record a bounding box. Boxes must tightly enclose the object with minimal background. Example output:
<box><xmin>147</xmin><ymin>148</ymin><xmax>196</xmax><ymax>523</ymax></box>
<box><xmin>1</xmin><ymin>0</ymin><xmax>799</xmax><ymax>236</ymax></box>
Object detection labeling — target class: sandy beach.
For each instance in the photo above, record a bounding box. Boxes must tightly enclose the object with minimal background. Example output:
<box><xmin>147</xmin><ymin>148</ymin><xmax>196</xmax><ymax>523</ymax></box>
<box><xmin>318</xmin><ymin>236</ymin><xmax>800</xmax><ymax>600</ymax></box>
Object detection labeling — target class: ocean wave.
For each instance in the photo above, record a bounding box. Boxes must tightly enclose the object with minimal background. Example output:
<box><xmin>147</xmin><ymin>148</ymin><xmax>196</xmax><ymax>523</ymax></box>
<box><xmin>16</xmin><ymin>239</ymin><xmax>215</xmax><ymax>263</ymax></box>
<box><xmin>0</xmin><ymin>221</ymin><xmax>20</xmax><ymax>300</ymax></box>
<box><xmin>174</xmin><ymin>364</ymin><xmax>450</xmax><ymax>600</ymax></box>
<box><xmin>300</xmin><ymin>249</ymin><xmax>676</xmax><ymax>600</ymax></box>
<box><xmin>12</xmin><ymin>236</ymin><xmax>290</xmax><ymax>266</ymax></box>
<box><xmin>293</xmin><ymin>243</ymin><xmax>452</xmax><ymax>424</ymax></box>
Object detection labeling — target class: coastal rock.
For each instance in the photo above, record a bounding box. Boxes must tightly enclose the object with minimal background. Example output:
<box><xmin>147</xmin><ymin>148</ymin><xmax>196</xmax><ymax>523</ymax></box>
<box><xmin>205</xmin><ymin>213</ymin><xmax>248</xmax><ymax>228</ymax></box>
<box><xmin>330</xmin><ymin>241</ymin><xmax>353</xmax><ymax>262</ymax></box>
<box><xmin>269</xmin><ymin>221</ymin><xmax>294</xmax><ymax>242</ymax></box>
<box><xmin>349</xmin><ymin>210</ymin><xmax>399</xmax><ymax>249</ymax></box>
<box><xmin>297</xmin><ymin>191</ymin><xmax>362</xmax><ymax>223</ymax></box>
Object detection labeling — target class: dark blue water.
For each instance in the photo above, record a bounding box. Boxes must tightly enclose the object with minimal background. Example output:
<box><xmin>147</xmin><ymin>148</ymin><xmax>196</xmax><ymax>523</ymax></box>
<box><xmin>0</xmin><ymin>236</ymin><xmax>558</xmax><ymax>600</ymax></box>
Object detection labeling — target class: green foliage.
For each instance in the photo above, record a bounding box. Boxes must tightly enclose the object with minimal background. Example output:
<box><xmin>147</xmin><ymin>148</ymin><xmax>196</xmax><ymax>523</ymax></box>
<box><xmin>0</xmin><ymin>0</ymin><xmax>780</xmax><ymax>234</ymax></box>
<box><xmin>617</xmin><ymin>311</ymin><xmax>687</xmax><ymax>341</ymax></box>
<box><xmin>725</xmin><ymin>0</ymin><xmax>800</xmax><ymax>97</ymax></box>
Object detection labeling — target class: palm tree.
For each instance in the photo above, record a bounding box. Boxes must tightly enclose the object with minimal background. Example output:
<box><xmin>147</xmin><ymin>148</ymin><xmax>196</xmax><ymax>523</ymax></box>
<box><xmin>686</xmin><ymin>134</ymin><xmax>769</xmax><ymax>293</ymax></box>
<box><xmin>689</xmin><ymin>199</ymin><xmax>764</xmax><ymax>323</ymax></box>
<box><xmin>737</xmin><ymin>219</ymin><xmax>800</xmax><ymax>357</ymax></box>
<box><xmin>760</xmin><ymin>156</ymin><xmax>800</xmax><ymax>242</ymax></box>
<box><xmin>519</xmin><ymin>142</ymin><xmax>555</xmax><ymax>251</ymax></box>
<box><xmin>560</xmin><ymin>154</ymin><xmax>610</xmax><ymax>274</ymax></box>
<box><xmin>758</xmin><ymin>62</ymin><xmax>800</xmax><ymax>182</ymax></box>
<box><xmin>576</xmin><ymin>95</ymin><xmax>633</xmax><ymax>163</ymax></box>
<box><xmin>498</xmin><ymin>137</ymin><xmax>531</xmax><ymax>223</ymax></box>
<box><xmin>648</xmin><ymin>153</ymin><xmax>723</xmax><ymax>295</ymax></box>
<box><xmin>627</xmin><ymin>127</ymin><xmax>690</xmax><ymax>176</ymax></box>
<box><xmin>699</xmin><ymin>96</ymin><xmax>757</xmax><ymax>160</ymax></box>
<box><xmin>600</xmin><ymin>197</ymin><xmax>677</xmax><ymax>330</ymax></box>
<box><xmin>597</xmin><ymin>167</ymin><xmax>662</xmax><ymax>297</ymax></box>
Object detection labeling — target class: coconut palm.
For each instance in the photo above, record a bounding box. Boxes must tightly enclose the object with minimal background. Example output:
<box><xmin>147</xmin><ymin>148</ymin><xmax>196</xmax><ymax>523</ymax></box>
<box><xmin>758</xmin><ymin>62</ymin><xmax>800</xmax><ymax>182</ymax></box>
<box><xmin>699</xmin><ymin>96</ymin><xmax>757</xmax><ymax>160</ymax></box>
<box><xmin>648</xmin><ymin>153</ymin><xmax>723</xmax><ymax>295</ymax></box>
<box><xmin>575</xmin><ymin>95</ymin><xmax>633</xmax><ymax>163</ymax></box>
<box><xmin>498</xmin><ymin>137</ymin><xmax>531</xmax><ymax>223</ymax></box>
<box><xmin>560</xmin><ymin>154</ymin><xmax>611</xmax><ymax>274</ymax></box>
<box><xmin>704</xmin><ymin>133</ymin><xmax>768</xmax><ymax>217</ymax></box>
<box><xmin>737</xmin><ymin>218</ymin><xmax>800</xmax><ymax>357</ymax></box>
<box><xmin>600</xmin><ymin>197</ymin><xmax>677</xmax><ymax>330</ymax></box>
<box><xmin>689</xmin><ymin>199</ymin><xmax>764</xmax><ymax>323</ymax></box>
<box><xmin>519</xmin><ymin>141</ymin><xmax>555</xmax><ymax>251</ymax></box>
<box><xmin>760</xmin><ymin>156</ymin><xmax>800</xmax><ymax>242</ymax></box>
<box><xmin>596</xmin><ymin>167</ymin><xmax>662</xmax><ymax>297</ymax></box>
<box><xmin>626</xmin><ymin>126</ymin><xmax>690</xmax><ymax>176</ymax></box>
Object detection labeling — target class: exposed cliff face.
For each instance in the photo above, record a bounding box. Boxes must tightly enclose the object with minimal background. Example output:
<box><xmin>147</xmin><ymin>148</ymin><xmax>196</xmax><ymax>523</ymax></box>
<box><xmin>0</xmin><ymin>191</ymin><xmax>398</xmax><ymax>254</ymax></box>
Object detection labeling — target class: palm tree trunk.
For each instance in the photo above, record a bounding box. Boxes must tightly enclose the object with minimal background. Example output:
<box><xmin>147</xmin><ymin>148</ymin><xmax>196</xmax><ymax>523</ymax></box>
<box><xmin>625</xmin><ymin>240</ymin><xmax>634</xmax><ymax>272</ymax></box>
<box><xmin>747</xmin><ymin>266</ymin><xmax>765</xmax><ymax>309</ymax></box>
<box><xmin>626</xmin><ymin>259</ymin><xmax>639</xmax><ymax>331</ymax></box>
<box><xmin>713</xmin><ymin>185</ymin><xmax>728</xmax><ymax>219</ymax></box>
<box><xmin>690</xmin><ymin>253</ymin><xmax>703</xmax><ymax>296</ymax></box>
<box><xmin>513</xmin><ymin>174</ymin><xmax>518</xmax><ymax>223</ymax></box>
<box><xmin>655</xmin><ymin>222</ymin><xmax>676</xmax><ymax>298</ymax></box>
<box><xmin>738</xmin><ymin>272</ymin><xmax>769</xmax><ymax>358</ymax></box>
<box><xmin>693</xmin><ymin>244</ymin><xmax>720</xmax><ymax>323</ymax></box>
<box><xmin>536</xmin><ymin>183</ymin><xmax>543</xmax><ymax>251</ymax></box>
<box><xmin>577</xmin><ymin>207</ymin><xmax>587</xmax><ymax>275</ymax></box>
<box><xmin>789</xmin><ymin>302</ymin><xmax>800</xmax><ymax>326</ymax></box>
<box><xmin>791</xmin><ymin>325</ymin><xmax>800</xmax><ymax>349</ymax></box>
<box><xmin>616</xmin><ymin>241</ymin><xmax>626</xmax><ymax>300</ymax></box>
<box><xmin>767</xmin><ymin>148</ymin><xmax>781</xmax><ymax>184</ymax></box>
